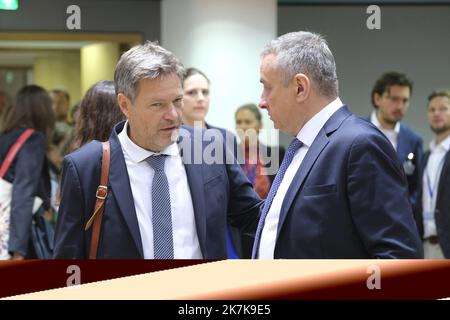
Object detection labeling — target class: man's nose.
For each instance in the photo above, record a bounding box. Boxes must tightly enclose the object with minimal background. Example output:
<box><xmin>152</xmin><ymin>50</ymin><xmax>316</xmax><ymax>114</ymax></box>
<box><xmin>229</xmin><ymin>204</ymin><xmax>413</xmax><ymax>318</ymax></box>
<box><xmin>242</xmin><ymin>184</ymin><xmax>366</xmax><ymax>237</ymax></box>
<box><xmin>165</xmin><ymin>103</ymin><xmax>179</xmax><ymax>120</ymax></box>
<box><xmin>197</xmin><ymin>91</ymin><xmax>205</xmax><ymax>101</ymax></box>
<box><xmin>259</xmin><ymin>95</ymin><xmax>267</xmax><ymax>109</ymax></box>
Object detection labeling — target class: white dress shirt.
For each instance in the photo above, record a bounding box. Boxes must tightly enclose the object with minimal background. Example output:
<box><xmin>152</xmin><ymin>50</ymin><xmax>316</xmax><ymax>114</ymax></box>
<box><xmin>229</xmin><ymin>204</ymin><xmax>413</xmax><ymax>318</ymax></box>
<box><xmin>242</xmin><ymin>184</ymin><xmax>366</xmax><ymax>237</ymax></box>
<box><xmin>118</xmin><ymin>121</ymin><xmax>202</xmax><ymax>259</ymax></box>
<box><xmin>370</xmin><ymin>110</ymin><xmax>401</xmax><ymax>150</ymax></box>
<box><xmin>258</xmin><ymin>97</ymin><xmax>344</xmax><ymax>259</ymax></box>
<box><xmin>422</xmin><ymin>134</ymin><xmax>450</xmax><ymax>238</ymax></box>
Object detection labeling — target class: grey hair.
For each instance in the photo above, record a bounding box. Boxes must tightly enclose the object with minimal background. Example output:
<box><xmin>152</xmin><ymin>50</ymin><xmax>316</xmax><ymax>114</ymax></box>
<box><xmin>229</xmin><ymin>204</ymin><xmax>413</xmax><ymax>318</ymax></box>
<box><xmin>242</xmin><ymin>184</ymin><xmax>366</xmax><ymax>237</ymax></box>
<box><xmin>114</xmin><ymin>41</ymin><xmax>185</xmax><ymax>101</ymax></box>
<box><xmin>261</xmin><ymin>31</ymin><xmax>339</xmax><ymax>98</ymax></box>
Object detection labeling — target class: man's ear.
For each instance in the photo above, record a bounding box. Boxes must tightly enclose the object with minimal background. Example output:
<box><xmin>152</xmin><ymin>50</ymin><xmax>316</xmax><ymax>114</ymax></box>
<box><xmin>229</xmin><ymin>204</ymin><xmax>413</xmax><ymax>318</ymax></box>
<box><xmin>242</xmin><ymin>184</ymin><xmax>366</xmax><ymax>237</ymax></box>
<box><xmin>294</xmin><ymin>73</ymin><xmax>310</xmax><ymax>103</ymax></box>
<box><xmin>117</xmin><ymin>93</ymin><xmax>130</xmax><ymax>118</ymax></box>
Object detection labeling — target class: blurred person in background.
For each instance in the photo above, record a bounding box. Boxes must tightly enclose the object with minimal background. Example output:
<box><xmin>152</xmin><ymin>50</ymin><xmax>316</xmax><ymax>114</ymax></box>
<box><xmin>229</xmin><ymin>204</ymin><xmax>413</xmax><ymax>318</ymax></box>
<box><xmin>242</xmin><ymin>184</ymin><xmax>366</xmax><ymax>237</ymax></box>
<box><xmin>180</xmin><ymin>68</ymin><xmax>209</xmax><ymax>129</ymax></box>
<box><xmin>235</xmin><ymin>103</ymin><xmax>285</xmax><ymax>198</ymax></box>
<box><xmin>0</xmin><ymin>85</ymin><xmax>55</xmax><ymax>259</ymax></box>
<box><xmin>59</xmin><ymin>101</ymin><xmax>81</xmax><ymax>156</ymax></box>
<box><xmin>235</xmin><ymin>103</ymin><xmax>285</xmax><ymax>257</ymax></box>
<box><xmin>50</xmin><ymin>81</ymin><xmax>124</xmax><ymax>217</ymax></box>
<box><xmin>71</xmin><ymin>80</ymin><xmax>125</xmax><ymax>151</ymax></box>
<box><xmin>415</xmin><ymin>90</ymin><xmax>450</xmax><ymax>259</ymax></box>
<box><xmin>48</xmin><ymin>89</ymin><xmax>72</xmax><ymax>171</ymax></box>
<box><xmin>369</xmin><ymin>72</ymin><xmax>423</xmax><ymax>206</ymax></box>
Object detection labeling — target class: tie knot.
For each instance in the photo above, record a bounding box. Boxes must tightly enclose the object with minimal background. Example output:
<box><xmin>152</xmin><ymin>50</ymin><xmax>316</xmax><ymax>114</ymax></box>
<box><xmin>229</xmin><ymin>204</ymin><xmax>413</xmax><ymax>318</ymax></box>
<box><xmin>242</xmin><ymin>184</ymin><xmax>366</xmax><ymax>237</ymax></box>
<box><xmin>146</xmin><ymin>154</ymin><xmax>167</xmax><ymax>172</ymax></box>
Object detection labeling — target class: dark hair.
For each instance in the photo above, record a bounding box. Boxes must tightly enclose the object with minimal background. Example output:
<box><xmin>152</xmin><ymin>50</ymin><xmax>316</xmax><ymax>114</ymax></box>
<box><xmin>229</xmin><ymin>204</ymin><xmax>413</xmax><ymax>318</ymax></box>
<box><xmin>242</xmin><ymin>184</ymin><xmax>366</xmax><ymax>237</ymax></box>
<box><xmin>72</xmin><ymin>80</ymin><xmax>125</xmax><ymax>150</ymax></box>
<box><xmin>183</xmin><ymin>67</ymin><xmax>210</xmax><ymax>84</ymax></box>
<box><xmin>70</xmin><ymin>101</ymin><xmax>81</xmax><ymax>123</ymax></box>
<box><xmin>371</xmin><ymin>72</ymin><xmax>413</xmax><ymax>108</ymax></box>
<box><xmin>0</xmin><ymin>90</ymin><xmax>11</xmax><ymax>108</ymax></box>
<box><xmin>235</xmin><ymin>103</ymin><xmax>262</xmax><ymax>122</ymax></box>
<box><xmin>428</xmin><ymin>89</ymin><xmax>450</xmax><ymax>102</ymax></box>
<box><xmin>0</xmin><ymin>90</ymin><xmax>11</xmax><ymax>119</ymax></box>
<box><xmin>1</xmin><ymin>85</ymin><xmax>55</xmax><ymax>140</ymax></box>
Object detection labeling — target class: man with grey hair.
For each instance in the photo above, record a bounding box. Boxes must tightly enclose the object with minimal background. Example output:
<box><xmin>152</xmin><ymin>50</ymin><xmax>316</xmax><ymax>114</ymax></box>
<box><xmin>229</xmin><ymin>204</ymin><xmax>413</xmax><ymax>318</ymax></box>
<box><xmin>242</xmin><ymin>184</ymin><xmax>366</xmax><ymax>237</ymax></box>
<box><xmin>54</xmin><ymin>41</ymin><xmax>262</xmax><ymax>259</ymax></box>
<box><xmin>252</xmin><ymin>31</ymin><xmax>422</xmax><ymax>259</ymax></box>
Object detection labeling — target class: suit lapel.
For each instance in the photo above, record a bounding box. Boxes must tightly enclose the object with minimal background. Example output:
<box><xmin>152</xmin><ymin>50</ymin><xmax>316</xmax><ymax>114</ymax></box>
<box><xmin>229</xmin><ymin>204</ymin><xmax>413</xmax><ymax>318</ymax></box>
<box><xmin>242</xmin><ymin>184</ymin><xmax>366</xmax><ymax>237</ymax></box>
<box><xmin>276</xmin><ymin>106</ymin><xmax>351</xmax><ymax>240</ymax></box>
<box><xmin>437</xmin><ymin>150</ymin><xmax>450</xmax><ymax>200</ymax></box>
<box><xmin>183</xmin><ymin>163</ymin><xmax>207</xmax><ymax>256</ymax></box>
<box><xmin>416</xmin><ymin>151</ymin><xmax>430</xmax><ymax>228</ymax></box>
<box><xmin>418</xmin><ymin>151</ymin><xmax>430</xmax><ymax>196</ymax></box>
<box><xmin>396</xmin><ymin>124</ymin><xmax>408</xmax><ymax>162</ymax></box>
<box><xmin>108</xmin><ymin>124</ymin><xmax>144</xmax><ymax>258</ymax></box>
<box><xmin>179</xmin><ymin>127</ymin><xmax>207</xmax><ymax>256</ymax></box>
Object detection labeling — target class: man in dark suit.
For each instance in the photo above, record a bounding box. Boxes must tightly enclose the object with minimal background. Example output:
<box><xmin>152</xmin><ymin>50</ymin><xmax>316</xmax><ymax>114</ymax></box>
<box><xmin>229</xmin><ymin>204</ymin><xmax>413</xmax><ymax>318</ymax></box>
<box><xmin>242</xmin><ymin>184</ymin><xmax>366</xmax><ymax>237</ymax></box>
<box><xmin>415</xmin><ymin>90</ymin><xmax>450</xmax><ymax>259</ymax></box>
<box><xmin>252</xmin><ymin>31</ymin><xmax>423</xmax><ymax>259</ymax></box>
<box><xmin>369</xmin><ymin>72</ymin><xmax>423</xmax><ymax>206</ymax></box>
<box><xmin>53</xmin><ymin>41</ymin><xmax>262</xmax><ymax>259</ymax></box>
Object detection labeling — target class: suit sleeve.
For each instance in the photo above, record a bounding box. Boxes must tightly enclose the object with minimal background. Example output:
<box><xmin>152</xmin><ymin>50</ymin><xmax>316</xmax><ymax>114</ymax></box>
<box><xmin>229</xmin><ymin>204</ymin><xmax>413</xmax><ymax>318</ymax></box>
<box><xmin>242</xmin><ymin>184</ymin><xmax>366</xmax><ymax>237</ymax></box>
<box><xmin>53</xmin><ymin>156</ymin><xmax>86</xmax><ymax>259</ymax></box>
<box><xmin>8</xmin><ymin>132</ymin><xmax>46</xmax><ymax>256</ymax></box>
<box><xmin>347</xmin><ymin>133</ymin><xmax>424</xmax><ymax>258</ymax></box>
<box><xmin>225</xmin><ymin>146</ymin><xmax>263</xmax><ymax>236</ymax></box>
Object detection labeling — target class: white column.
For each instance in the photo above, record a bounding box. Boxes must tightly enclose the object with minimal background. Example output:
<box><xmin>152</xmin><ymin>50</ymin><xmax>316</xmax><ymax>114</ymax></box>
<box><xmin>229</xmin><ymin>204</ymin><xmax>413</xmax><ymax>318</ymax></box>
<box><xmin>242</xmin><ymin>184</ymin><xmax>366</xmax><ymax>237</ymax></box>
<box><xmin>162</xmin><ymin>0</ymin><xmax>277</xmax><ymax>146</ymax></box>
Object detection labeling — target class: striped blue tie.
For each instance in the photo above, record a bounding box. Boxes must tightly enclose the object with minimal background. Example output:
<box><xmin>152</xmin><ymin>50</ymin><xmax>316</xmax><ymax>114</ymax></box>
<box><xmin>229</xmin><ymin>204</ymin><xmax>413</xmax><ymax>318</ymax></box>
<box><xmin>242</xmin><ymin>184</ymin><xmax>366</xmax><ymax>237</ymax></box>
<box><xmin>252</xmin><ymin>138</ymin><xmax>303</xmax><ymax>258</ymax></box>
<box><xmin>147</xmin><ymin>155</ymin><xmax>174</xmax><ymax>259</ymax></box>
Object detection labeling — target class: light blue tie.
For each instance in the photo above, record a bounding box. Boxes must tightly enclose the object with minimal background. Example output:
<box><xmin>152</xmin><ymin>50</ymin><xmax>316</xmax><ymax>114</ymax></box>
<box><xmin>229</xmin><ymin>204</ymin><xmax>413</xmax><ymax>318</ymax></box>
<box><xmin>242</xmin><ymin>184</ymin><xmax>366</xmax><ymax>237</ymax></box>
<box><xmin>147</xmin><ymin>155</ymin><xmax>174</xmax><ymax>259</ymax></box>
<box><xmin>252</xmin><ymin>138</ymin><xmax>303</xmax><ymax>258</ymax></box>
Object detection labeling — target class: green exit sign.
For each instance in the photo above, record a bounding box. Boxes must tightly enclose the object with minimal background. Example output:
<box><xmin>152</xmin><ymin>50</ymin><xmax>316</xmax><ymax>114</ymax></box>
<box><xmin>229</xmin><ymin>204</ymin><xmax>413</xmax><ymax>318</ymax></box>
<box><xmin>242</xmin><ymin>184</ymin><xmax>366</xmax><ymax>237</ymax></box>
<box><xmin>0</xmin><ymin>0</ymin><xmax>19</xmax><ymax>10</ymax></box>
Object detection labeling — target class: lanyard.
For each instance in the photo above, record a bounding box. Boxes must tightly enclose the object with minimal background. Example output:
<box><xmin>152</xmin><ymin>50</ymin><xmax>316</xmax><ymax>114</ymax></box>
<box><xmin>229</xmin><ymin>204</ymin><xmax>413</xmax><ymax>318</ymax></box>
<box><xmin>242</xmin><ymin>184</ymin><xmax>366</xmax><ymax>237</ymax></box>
<box><xmin>244</xmin><ymin>162</ymin><xmax>258</xmax><ymax>185</ymax></box>
<box><xmin>426</xmin><ymin>154</ymin><xmax>446</xmax><ymax>200</ymax></box>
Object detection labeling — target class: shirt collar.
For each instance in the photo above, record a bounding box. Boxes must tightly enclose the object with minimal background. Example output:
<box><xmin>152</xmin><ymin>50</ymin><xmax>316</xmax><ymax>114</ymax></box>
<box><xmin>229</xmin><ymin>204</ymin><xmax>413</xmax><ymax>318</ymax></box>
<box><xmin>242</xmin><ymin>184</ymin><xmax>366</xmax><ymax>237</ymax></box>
<box><xmin>296</xmin><ymin>97</ymin><xmax>344</xmax><ymax>147</ymax></box>
<box><xmin>430</xmin><ymin>134</ymin><xmax>450</xmax><ymax>153</ymax></box>
<box><xmin>118</xmin><ymin>121</ymin><xmax>179</xmax><ymax>163</ymax></box>
<box><xmin>370</xmin><ymin>110</ymin><xmax>401</xmax><ymax>134</ymax></box>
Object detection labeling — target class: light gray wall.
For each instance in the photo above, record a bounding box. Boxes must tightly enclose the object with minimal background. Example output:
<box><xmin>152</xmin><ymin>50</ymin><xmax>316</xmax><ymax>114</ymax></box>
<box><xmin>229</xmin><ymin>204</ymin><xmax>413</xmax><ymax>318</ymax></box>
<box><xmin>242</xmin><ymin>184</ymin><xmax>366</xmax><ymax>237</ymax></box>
<box><xmin>278</xmin><ymin>5</ymin><xmax>450</xmax><ymax>147</ymax></box>
<box><xmin>0</xmin><ymin>0</ymin><xmax>160</xmax><ymax>41</ymax></box>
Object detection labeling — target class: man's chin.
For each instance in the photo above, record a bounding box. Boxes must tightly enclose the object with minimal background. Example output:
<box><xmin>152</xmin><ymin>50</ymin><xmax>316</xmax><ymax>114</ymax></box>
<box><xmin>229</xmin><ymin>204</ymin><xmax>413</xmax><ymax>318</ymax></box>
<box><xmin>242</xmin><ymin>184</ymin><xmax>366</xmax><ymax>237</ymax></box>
<box><xmin>389</xmin><ymin>115</ymin><xmax>403</xmax><ymax>123</ymax></box>
<box><xmin>431</xmin><ymin>126</ymin><xmax>448</xmax><ymax>135</ymax></box>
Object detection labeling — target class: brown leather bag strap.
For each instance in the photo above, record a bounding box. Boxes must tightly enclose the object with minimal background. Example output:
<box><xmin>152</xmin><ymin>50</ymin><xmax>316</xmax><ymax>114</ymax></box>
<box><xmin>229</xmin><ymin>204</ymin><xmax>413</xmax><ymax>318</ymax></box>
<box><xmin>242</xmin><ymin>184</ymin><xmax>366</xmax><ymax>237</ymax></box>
<box><xmin>85</xmin><ymin>141</ymin><xmax>110</xmax><ymax>259</ymax></box>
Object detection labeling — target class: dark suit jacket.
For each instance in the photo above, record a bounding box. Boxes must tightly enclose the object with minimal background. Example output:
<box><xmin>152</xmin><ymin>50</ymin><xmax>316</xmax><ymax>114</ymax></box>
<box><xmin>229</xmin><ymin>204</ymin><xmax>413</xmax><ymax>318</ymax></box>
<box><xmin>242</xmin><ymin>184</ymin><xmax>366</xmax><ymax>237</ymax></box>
<box><xmin>366</xmin><ymin>117</ymin><xmax>423</xmax><ymax>205</ymax></box>
<box><xmin>414</xmin><ymin>150</ymin><xmax>450</xmax><ymax>258</ymax></box>
<box><xmin>397</xmin><ymin>123</ymin><xmax>424</xmax><ymax>205</ymax></box>
<box><xmin>53</xmin><ymin>121</ymin><xmax>262</xmax><ymax>259</ymax></box>
<box><xmin>271</xmin><ymin>106</ymin><xmax>423</xmax><ymax>258</ymax></box>
<box><xmin>0</xmin><ymin>128</ymin><xmax>51</xmax><ymax>256</ymax></box>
